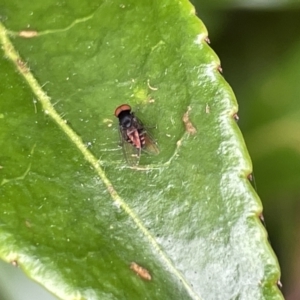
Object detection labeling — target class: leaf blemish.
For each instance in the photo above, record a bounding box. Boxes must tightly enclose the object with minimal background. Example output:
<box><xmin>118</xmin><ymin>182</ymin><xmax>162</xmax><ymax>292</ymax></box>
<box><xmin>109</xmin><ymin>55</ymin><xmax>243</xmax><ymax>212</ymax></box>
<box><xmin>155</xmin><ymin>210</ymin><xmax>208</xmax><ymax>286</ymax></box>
<box><xmin>130</xmin><ymin>262</ymin><xmax>152</xmax><ymax>281</ymax></box>
<box><xmin>16</xmin><ymin>58</ymin><xmax>30</xmax><ymax>73</ymax></box>
<box><xmin>147</xmin><ymin>79</ymin><xmax>158</xmax><ymax>91</ymax></box>
<box><xmin>277</xmin><ymin>280</ymin><xmax>283</xmax><ymax>289</ymax></box>
<box><xmin>194</xmin><ymin>33</ymin><xmax>207</xmax><ymax>45</ymax></box>
<box><xmin>18</xmin><ymin>30</ymin><xmax>38</xmax><ymax>38</ymax></box>
<box><xmin>10</xmin><ymin>13</ymin><xmax>95</xmax><ymax>37</ymax></box>
<box><xmin>233</xmin><ymin>113</ymin><xmax>239</xmax><ymax>122</ymax></box>
<box><xmin>205</xmin><ymin>104</ymin><xmax>210</xmax><ymax>114</ymax></box>
<box><xmin>182</xmin><ymin>106</ymin><xmax>196</xmax><ymax>135</ymax></box>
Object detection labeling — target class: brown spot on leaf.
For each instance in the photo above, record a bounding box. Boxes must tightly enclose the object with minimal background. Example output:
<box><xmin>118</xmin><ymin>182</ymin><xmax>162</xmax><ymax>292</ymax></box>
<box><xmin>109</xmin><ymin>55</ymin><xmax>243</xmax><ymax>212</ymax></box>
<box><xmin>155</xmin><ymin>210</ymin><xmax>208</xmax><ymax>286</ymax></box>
<box><xmin>16</xmin><ymin>59</ymin><xmax>29</xmax><ymax>73</ymax></box>
<box><xmin>259</xmin><ymin>213</ymin><xmax>267</xmax><ymax>229</ymax></box>
<box><xmin>107</xmin><ymin>185</ymin><xmax>116</xmax><ymax>195</ymax></box>
<box><xmin>277</xmin><ymin>280</ymin><xmax>283</xmax><ymax>289</ymax></box>
<box><xmin>130</xmin><ymin>262</ymin><xmax>151</xmax><ymax>281</ymax></box>
<box><xmin>233</xmin><ymin>113</ymin><xmax>239</xmax><ymax>122</ymax></box>
<box><xmin>19</xmin><ymin>30</ymin><xmax>38</xmax><ymax>38</ymax></box>
<box><xmin>182</xmin><ymin>106</ymin><xmax>197</xmax><ymax>135</ymax></box>
<box><xmin>259</xmin><ymin>213</ymin><xmax>265</xmax><ymax>223</ymax></box>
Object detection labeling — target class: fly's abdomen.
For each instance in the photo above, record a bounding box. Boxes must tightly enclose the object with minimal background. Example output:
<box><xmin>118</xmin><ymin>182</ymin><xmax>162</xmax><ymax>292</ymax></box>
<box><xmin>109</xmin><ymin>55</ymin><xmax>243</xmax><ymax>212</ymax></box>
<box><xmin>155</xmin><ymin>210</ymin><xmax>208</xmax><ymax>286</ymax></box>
<box><xmin>139</xmin><ymin>131</ymin><xmax>146</xmax><ymax>148</ymax></box>
<box><xmin>126</xmin><ymin>129</ymin><xmax>142</xmax><ymax>150</ymax></box>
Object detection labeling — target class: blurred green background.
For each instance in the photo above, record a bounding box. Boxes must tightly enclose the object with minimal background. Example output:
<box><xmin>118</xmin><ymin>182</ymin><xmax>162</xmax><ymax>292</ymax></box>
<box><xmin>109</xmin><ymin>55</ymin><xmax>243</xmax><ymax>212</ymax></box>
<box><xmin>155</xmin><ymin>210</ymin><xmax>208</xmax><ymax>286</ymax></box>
<box><xmin>1</xmin><ymin>1</ymin><xmax>299</xmax><ymax>299</ymax></box>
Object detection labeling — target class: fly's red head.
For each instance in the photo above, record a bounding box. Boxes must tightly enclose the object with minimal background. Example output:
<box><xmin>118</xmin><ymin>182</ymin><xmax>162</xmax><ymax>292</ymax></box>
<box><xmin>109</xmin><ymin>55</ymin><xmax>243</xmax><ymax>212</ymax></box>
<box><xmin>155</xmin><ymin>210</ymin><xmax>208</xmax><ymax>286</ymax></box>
<box><xmin>115</xmin><ymin>104</ymin><xmax>131</xmax><ymax>118</ymax></box>
<box><xmin>115</xmin><ymin>104</ymin><xmax>134</xmax><ymax>129</ymax></box>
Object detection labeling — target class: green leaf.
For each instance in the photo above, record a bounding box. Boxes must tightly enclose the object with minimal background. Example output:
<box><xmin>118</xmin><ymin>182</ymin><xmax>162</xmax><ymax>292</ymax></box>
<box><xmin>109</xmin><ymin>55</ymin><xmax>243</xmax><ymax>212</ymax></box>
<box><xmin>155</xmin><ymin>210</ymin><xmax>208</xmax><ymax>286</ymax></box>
<box><xmin>0</xmin><ymin>0</ymin><xmax>283</xmax><ymax>299</ymax></box>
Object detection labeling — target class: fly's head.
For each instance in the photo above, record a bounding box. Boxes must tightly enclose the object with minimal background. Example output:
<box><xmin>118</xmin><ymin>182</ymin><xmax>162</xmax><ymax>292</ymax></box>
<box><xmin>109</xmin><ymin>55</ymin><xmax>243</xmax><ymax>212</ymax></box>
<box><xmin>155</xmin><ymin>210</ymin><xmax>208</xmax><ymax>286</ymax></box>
<box><xmin>115</xmin><ymin>104</ymin><xmax>133</xmax><ymax>129</ymax></box>
<box><xmin>119</xmin><ymin>113</ymin><xmax>133</xmax><ymax>128</ymax></box>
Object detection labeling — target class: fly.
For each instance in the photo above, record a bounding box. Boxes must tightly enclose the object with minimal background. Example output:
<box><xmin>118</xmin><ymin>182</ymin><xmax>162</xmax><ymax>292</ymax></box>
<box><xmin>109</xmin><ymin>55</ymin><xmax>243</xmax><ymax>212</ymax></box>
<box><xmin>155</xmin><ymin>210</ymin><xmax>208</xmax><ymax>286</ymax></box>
<box><xmin>114</xmin><ymin>104</ymin><xmax>159</xmax><ymax>165</ymax></box>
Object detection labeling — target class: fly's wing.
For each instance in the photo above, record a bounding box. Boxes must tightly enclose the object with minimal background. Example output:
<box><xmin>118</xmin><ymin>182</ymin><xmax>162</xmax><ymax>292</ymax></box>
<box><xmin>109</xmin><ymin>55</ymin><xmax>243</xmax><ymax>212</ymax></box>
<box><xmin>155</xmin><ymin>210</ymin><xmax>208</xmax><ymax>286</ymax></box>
<box><xmin>133</xmin><ymin>117</ymin><xmax>159</xmax><ymax>155</ymax></box>
<box><xmin>119</xmin><ymin>127</ymin><xmax>141</xmax><ymax>166</ymax></box>
<box><xmin>142</xmin><ymin>132</ymin><xmax>160</xmax><ymax>155</ymax></box>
